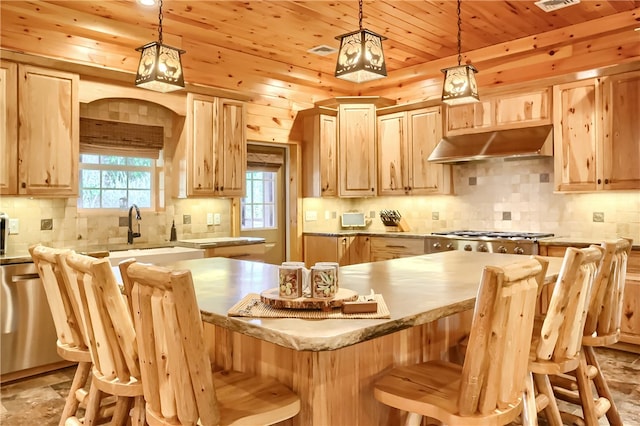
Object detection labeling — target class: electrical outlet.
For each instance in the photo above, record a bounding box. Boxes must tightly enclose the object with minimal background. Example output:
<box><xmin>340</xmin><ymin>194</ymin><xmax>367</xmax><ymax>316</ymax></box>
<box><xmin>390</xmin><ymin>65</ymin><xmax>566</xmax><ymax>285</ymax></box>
<box><xmin>206</xmin><ymin>212</ymin><xmax>214</xmax><ymax>225</ymax></box>
<box><xmin>8</xmin><ymin>218</ymin><xmax>19</xmax><ymax>234</ymax></box>
<box><xmin>305</xmin><ymin>210</ymin><xmax>317</xmax><ymax>221</ymax></box>
<box><xmin>213</xmin><ymin>213</ymin><xmax>221</xmax><ymax>225</ymax></box>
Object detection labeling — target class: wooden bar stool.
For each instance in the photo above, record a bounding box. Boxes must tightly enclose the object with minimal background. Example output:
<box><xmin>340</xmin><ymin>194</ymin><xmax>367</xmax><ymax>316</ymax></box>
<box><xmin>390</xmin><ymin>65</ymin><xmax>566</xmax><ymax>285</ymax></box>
<box><xmin>373</xmin><ymin>257</ymin><xmax>548</xmax><ymax>426</ymax></box>
<box><xmin>29</xmin><ymin>244</ymin><xmax>94</xmax><ymax>426</ymax></box>
<box><xmin>62</xmin><ymin>252</ymin><xmax>144</xmax><ymax>426</ymax></box>
<box><xmin>121</xmin><ymin>259</ymin><xmax>301</xmax><ymax>425</ymax></box>
<box><xmin>552</xmin><ymin>237</ymin><xmax>632</xmax><ymax>426</ymax></box>
<box><xmin>526</xmin><ymin>246</ymin><xmax>603</xmax><ymax>426</ymax></box>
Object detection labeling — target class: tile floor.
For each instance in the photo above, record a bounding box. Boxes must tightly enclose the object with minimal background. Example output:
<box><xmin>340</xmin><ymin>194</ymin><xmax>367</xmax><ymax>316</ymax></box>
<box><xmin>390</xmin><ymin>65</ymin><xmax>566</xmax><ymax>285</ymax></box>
<box><xmin>1</xmin><ymin>347</ymin><xmax>639</xmax><ymax>425</ymax></box>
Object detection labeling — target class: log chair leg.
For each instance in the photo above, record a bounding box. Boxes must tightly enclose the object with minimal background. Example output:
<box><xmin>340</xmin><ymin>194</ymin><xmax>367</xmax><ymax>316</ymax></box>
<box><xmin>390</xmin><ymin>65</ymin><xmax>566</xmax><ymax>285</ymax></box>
<box><xmin>58</xmin><ymin>361</ymin><xmax>91</xmax><ymax>426</ymax></box>
<box><xmin>575</xmin><ymin>351</ymin><xmax>599</xmax><ymax>426</ymax></box>
<box><xmin>522</xmin><ymin>372</ymin><xmax>539</xmax><ymax>426</ymax></box>
<box><xmin>584</xmin><ymin>346</ymin><xmax>623</xmax><ymax>426</ymax></box>
<box><xmin>82</xmin><ymin>377</ymin><xmax>104</xmax><ymax>426</ymax></box>
<box><xmin>533</xmin><ymin>373</ymin><xmax>563</xmax><ymax>426</ymax></box>
<box><xmin>129</xmin><ymin>395</ymin><xmax>145</xmax><ymax>426</ymax></box>
<box><xmin>111</xmin><ymin>396</ymin><xmax>133</xmax><ymax>425</ymax></box>
<box><xmin>404</xmin><ymin>412</ymin><xmax>423</xmax><ymax>426</ymax></box>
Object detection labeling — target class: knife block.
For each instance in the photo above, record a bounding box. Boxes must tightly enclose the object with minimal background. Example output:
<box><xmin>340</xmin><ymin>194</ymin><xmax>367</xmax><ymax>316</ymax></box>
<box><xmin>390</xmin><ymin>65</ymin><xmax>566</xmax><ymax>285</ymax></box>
<box><xmin>384</xmin><ymin>217</ymin><xmax>410</xmax><ymax>232</ymax></box>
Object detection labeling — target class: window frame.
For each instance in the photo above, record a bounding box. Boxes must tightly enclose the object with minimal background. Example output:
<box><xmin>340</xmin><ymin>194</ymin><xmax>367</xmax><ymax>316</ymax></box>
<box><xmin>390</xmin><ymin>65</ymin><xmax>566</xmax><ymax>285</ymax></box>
<box><xmin>241</xmin><ymin>167</ymin><xmax>278</xmax><ymax>231</ymax></box>
<box><xmin>77</xmin><ymin>151</ymin><xmax>162</xmax><ymax>213</ymax></box>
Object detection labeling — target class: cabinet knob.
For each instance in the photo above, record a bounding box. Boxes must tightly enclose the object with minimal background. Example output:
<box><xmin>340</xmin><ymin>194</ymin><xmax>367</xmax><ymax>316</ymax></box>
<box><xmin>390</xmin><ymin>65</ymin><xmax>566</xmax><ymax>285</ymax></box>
<box><xmin>604</xmin><ymin>179</ymin><xmax>609</xmax><ymax>184</ymax></box>
<box><xmin>597</xmin><ymin>179</ymin><xmax>601</xmax><ymax>184</ymax></box>
<box><xmin>371</xmin><ymin>188</ymin><xmax>374</xmax><ymax>192</ymax></box>
<box><xmin>21</xmin><ymin>182</ymin><xmax>26</xmax><ymax>188</ymax></box>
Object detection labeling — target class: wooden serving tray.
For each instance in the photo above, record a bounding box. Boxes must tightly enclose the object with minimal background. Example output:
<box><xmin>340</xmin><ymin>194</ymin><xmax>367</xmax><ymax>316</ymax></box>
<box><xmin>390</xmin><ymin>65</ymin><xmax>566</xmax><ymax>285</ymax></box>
<box><xmin>260</xmin><ymin>287</ymin><xmax>358</xmax><ymax>311</ymax></box>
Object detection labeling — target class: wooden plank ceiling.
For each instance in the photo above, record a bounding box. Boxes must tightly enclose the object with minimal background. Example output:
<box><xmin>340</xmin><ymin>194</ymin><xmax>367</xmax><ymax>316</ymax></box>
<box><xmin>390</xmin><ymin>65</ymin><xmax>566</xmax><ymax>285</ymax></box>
<box><xmin>1</xmin><ymin>1</ymin><xmax>639</xmax><ymax>141</ymax></box>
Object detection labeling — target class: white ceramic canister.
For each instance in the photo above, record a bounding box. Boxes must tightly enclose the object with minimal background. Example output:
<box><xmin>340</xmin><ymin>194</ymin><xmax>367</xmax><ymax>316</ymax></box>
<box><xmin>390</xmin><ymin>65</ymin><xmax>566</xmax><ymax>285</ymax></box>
<box><xmin>310</xmin><ymin>265</ymin><xmax>337</xmax><ymax>299</ymax></box>
<box><xmin>278</xmin><ymin>265</ymin><xmax>303</xmax><ymax>298</ymax></box>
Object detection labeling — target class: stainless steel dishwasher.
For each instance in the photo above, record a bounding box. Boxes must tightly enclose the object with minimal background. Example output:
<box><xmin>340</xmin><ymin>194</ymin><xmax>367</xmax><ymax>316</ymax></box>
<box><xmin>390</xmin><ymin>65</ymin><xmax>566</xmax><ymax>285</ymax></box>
<box><xmin>1</xmin><ymin>262</ymin><xmax>63</xmax><ymax>382</ymax></box>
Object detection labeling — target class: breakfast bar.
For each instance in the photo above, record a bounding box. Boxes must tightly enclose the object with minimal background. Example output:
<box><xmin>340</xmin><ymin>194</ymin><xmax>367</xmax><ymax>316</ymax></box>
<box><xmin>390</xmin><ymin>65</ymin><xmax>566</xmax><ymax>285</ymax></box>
<box><xmin>163</xmin><ymin>251</ymin><xmax>564</xmax><ymax>426</ymax></box>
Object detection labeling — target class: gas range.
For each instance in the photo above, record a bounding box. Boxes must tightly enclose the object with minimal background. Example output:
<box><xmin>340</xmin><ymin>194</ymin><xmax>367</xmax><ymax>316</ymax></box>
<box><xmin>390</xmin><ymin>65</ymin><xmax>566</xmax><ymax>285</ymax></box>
<box><xmin>426</xmin><ymin>230</ymin><xmax>554</xmax><ymax>255</ymax></box>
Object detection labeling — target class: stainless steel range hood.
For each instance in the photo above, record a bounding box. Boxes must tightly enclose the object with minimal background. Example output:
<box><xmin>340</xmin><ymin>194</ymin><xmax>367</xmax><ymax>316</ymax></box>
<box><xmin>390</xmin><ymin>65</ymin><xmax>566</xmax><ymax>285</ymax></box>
<box><xmin>428</xmin><ymin>124</ymin><xmax>553</xmax><ymax>164</ymax></box>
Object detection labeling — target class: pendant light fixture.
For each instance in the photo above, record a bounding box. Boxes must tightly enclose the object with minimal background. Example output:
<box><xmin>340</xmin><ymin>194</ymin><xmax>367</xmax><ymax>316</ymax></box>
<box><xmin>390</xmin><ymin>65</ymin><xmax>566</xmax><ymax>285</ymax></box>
<box><xmin>441</xmin><ymin>0</ymin><xmax>479</xmax><ymax>105</ymax></box>
<box><xmin>334</xmin><ymin>0</ymin><xmax>387</xmax><ymax>83</ymax></box>
<box><xmin>135</xmin><ymin>0</ymin><xmax>185</xmax><ymax>93</ymax></box>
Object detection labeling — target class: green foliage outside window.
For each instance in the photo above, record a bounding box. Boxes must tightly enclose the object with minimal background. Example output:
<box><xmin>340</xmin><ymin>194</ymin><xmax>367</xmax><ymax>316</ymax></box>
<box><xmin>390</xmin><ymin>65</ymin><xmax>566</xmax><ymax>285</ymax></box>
<box><xmin>79</xmin><ymin>154</ymin><xmax>153</xmax><ymax>209</ymax></box>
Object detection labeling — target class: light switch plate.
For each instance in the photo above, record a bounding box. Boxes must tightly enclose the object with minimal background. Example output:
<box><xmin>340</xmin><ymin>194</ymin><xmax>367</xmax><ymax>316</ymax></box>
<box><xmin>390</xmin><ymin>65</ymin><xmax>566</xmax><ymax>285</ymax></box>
<box><xmin>206</xmin><ymin>212</ymin><xmax>214</xmax><ymax>225</ymax></box>
<box><xmin>213</xmin><ymin>213</ymin><xmax>221</xmax><ymax>225</ymax></box>
<box><xmin>8</xmin><ymin>218</ymin><xmax>19</xmax><ymax>234</ymax></box>
<box><xmin>305</xmin><ymin>211</ymin><xmax>317</xmax><ymax>221</ymax></box>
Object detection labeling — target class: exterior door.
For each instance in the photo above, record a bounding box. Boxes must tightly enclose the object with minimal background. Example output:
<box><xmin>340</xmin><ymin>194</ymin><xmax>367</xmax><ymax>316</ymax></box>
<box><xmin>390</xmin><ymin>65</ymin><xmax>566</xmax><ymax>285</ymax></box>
<box><xmin>240</xmin><ymin>144</ymin><xmax>287</xmax><ymax>265</ymax></box>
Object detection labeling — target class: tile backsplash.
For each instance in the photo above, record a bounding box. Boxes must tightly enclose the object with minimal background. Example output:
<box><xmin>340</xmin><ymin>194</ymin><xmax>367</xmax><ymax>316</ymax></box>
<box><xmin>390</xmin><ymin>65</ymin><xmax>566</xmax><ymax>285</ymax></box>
<box><xmin>303</xmin><ymin>157</ymin><xmax>640</xmax><ymax>242</ymax></box>
<box><xmin>0</xmin><ymin>196</ymin><xmax>232</xmax><ymax>253</ymax></box>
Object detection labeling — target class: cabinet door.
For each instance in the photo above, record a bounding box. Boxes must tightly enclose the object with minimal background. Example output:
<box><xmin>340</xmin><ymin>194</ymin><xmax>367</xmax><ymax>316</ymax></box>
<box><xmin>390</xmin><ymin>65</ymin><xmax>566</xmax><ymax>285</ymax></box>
<box><xmin>377</xmin><ymin>112</ymin><xmax>407</xmax><ymax>195</ymax></box>
<box><xmin>553</xmin><ymin>78</ymin><xmax>601</xmax><ymax>192</ymax></box>
<box><xmin>346</xmin><ymin>235</ymin><xmax>371</xmax><ymax>265</ymax></box>
<box><xmin>0</xmin><ymin>61</ymin><xmax>17</xmax><ymax>195</ymax></box>
<box><xmin>302</xmin><ymin>112</ymin><xmax>338</xmax><ymax>197</ymax></box>
<box><xmin>494</xmin><ymin>88</ymin><xmax>551</xmax><ymax>128</ymax></box>
<box><xmin>601</xmin><ymin>71</ymin><xmax>640</xmax><ymax>190</ymax></box>
<box><xmin>445</xmin><ymin>100</ymin><xmax>491</xmax><ymax>135</ymax></box>
<box><xmin>303</xmin><ymin>235</ymin><xmax>339</xmax><ymax>267</ymax></box>
<box><xmin>188</xmin><ymin>93</ymin><xmax>217</xmax><ymax>196</ymax></box>
<box><xmin>407</xmin><ymin>107</ymin><xmax>450</xmax><ymax>195</ymax></box>
<box><xmin>339</xmin><ymin>104</ymin><xmax>376</xmax><ymax>197</ymax></box>
<box><xmin>18</xmin><ymin>65</ymin><xmax>79</xmax><ymax>196</ymax></box>
<box><xmin>217</xmin><ymin>98</ymin><xmax>246</xmax><ymax>196</ymax></box>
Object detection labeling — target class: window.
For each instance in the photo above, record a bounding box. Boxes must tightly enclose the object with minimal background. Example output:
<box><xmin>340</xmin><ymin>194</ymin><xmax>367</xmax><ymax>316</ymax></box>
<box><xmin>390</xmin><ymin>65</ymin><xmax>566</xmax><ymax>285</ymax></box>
<box><xmin>79</xmin><ymin>153</ymin><xmax>155</xmax><ymax>210</ymax></box>
<box><xmin>241</xmin><ymin>171</ymin><xmax>276</xmax><ymax>229</ymax></box>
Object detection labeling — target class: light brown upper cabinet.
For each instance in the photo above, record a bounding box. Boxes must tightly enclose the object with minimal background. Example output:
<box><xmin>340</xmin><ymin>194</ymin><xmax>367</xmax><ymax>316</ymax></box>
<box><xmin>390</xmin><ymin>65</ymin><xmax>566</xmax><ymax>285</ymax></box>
<box><xmin>1</xmin><ymin>63</ymin><xmax>79</xmax><ymax>196</ymax></box>
<box><xmin>301</xmin><ymin>108</ymin><xmax>338</xmax><ymax>197</ymax></box>
<box><xmin>554</xmin><ymin>71</ymin><xmax>639</xmax><ymax>192</ymax></box>
<box><xmin>377</xmin><ymin>106</ymin><xmax>451</xmax><ymax>196</ymax></box>
<box><xmin>338</xmin><ymin>103</ymin><xmax>377</xmax><ymax>197</ymax></box>
<box><xmin>186</xmin><ymin>93</ymin><xmax>246</xmax><ymax>197</ymax></box>
<box><xmin>445</xmin><ymin>87</ymin><xmax>551</xmax><ymax>136</ymax></box>
<box><xmin>0</xmin><ymin>60</ymin><xmax>18</xmax><ymax>195</ymax></box>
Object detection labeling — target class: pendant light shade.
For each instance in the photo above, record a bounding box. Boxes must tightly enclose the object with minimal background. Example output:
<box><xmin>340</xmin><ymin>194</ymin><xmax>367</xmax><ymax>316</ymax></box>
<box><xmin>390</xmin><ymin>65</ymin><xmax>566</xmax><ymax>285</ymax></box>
<box><xmin>335</xmin><ymin>0</ymin><xmax>387</xmax><ymax>83</ymax></box>
<box><xmin>135</xmin><ymin>0</ymin><xmax>185</xmax><ymax>93</ymax></box>
<box><xmin>441</xmin><ymin>0</ymin><xmax>479</xmax><ymax>105</ymax></box>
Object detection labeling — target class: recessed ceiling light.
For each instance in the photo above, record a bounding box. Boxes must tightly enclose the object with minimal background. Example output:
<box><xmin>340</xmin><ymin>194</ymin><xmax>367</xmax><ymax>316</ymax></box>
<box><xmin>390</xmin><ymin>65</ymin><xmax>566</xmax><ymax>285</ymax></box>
<box><xmin>137</xmin><ymin>0</ymin><xmax>157</xmax><ymax>6</ymax></box>
<box><xmin>307</xmin><ymin>45</ymin><xmax>338</xmax><ymax>56</ymax></box>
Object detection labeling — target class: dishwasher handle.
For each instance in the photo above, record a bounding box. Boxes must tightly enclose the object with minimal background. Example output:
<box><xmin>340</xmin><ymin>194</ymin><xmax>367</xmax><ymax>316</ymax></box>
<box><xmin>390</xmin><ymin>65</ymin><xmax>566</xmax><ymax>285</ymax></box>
<box><xmin>1</xmin><ymin>279</ymin><xmax>17</xmax><ymax>334</ymax></box>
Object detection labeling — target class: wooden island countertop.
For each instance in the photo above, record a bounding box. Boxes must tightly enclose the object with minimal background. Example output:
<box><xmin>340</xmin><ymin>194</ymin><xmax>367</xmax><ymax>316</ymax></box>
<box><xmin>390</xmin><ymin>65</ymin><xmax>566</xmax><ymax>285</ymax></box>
<box><xmin>168</xmin><ymin>251</ymin><xmax>564</xmax><ymax>351</ymax></box>
<box><xmin>157</xmin><ymin>251</ymin><xmax>564</xmax><ymax>426</ymax></box>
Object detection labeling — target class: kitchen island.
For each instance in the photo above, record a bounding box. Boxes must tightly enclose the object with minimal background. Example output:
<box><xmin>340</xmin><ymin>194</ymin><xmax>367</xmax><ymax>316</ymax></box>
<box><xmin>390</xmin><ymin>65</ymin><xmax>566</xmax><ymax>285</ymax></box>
<box><xmin>161</xmin><ymin>251</ymin><xmax>564</xmax><ymax>425</ymax></box>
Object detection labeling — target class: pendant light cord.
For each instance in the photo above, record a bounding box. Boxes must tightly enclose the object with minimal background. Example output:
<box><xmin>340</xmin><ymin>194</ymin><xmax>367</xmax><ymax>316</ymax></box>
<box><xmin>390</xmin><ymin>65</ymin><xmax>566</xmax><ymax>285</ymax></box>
<box><xmin>358</xmin><ymin>0</ymin><xmax>363</xmax><ymax>31</ymax></box>
<box><xmin>456</xmin><ymin>0</ymin><xmax>462</xmax><ymax>66</ymax></box>
<box><xmin>158</xmin><ymin>0</ymin><xmax>164</xmax><ymax>44</ymax></box>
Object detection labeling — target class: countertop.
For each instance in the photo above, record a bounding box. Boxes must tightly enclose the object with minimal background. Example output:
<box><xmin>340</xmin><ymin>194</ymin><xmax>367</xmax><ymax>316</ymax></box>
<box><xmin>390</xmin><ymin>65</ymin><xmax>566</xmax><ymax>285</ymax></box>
<box><xmin>162</xmin><ymin>251</ymin><xmax>564</xmax><ymax>351</ymax></box>
<box><xmin>0</xmin><ymin>237</ymin><xmax>266</xmax><ymax>265</ymax></box>
<box><xmin>175</xmin><ymin>237</ymin><xmax>265</xmax><ymax>249</ymax></box>
<box><xmin>304</xmin><ymin>231</ymin><xmax>639</xmax><ymax>251</ymax></box>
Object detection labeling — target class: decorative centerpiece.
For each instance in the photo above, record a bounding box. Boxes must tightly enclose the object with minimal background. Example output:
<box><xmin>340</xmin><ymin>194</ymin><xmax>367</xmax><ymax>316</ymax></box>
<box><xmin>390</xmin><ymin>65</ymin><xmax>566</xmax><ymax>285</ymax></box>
<box><xmin>311</xmin><ymin>265</ymin><xmax>337</xmax><ymax>298</ymax></box>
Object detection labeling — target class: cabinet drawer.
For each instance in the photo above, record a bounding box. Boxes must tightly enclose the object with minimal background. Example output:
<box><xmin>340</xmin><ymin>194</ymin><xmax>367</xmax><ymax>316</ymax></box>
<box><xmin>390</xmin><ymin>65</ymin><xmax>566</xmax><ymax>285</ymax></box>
<box><xmin>370</xmin><ymin>237</ymin><xmax>424</xmax><ymax>261</ymax></box>
<box><xmin>205</xmin><ymin>243</ymin><xmax>265</xmax><ymax>261</ymax></box>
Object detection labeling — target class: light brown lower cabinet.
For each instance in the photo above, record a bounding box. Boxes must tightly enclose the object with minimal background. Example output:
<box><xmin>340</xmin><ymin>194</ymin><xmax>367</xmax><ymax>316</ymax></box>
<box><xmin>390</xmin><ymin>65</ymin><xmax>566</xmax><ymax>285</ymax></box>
<box><xmin>369</xmin><ymin>236</ymin><xmax>425</xmax><ymax>262</ymax></box>
<box><xmin>303</xmin><ymin>235</ymin><xmax>370</xmax><ymax>267</ymax></box>
<box><xmin>204</xmin><ymin>243</ymin><xmax>265</xmax><ymax>262</ymax></box>
<box><xmin>538</xmin><ymin>244</ymin><xmax>640</xmax><ymax>349</ymax></box>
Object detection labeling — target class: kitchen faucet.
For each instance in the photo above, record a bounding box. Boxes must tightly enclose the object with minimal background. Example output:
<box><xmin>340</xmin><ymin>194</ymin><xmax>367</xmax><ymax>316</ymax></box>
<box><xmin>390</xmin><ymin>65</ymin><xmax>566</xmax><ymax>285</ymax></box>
<box><xmin>127</xmin><ymin>204</ymin><xmax>141</xmax><ymax>244</ymax></box>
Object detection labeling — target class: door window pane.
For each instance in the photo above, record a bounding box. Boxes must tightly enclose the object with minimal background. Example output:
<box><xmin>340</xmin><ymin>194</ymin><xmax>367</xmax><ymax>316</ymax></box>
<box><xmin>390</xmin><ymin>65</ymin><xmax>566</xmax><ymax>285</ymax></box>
<box><xmin>241</xmin><ymin>171</ymin><xmax>276</xmax><ymax>230</ymax></box>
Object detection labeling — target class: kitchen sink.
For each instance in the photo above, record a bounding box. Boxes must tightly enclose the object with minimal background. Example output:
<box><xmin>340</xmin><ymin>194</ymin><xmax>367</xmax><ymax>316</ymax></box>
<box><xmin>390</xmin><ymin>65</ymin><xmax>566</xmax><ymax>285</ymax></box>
<box><xmin>107</xmin><ymin>246</ymin><xmax>205</xmax><ymax>266</ymax></box>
